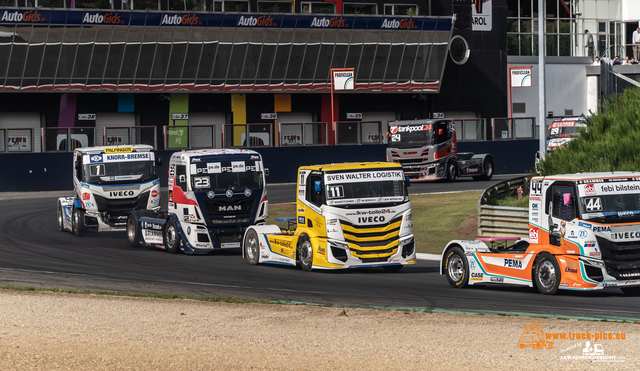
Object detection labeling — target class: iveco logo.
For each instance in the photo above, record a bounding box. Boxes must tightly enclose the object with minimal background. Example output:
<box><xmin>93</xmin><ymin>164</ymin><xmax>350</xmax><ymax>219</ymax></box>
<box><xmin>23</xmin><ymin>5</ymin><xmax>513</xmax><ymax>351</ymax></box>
<box><xmin>219</xmin><ymin>205</ymin><xmax>241</xmax><ymax>212</ymax></box>
<box><xmin>109</xmin><ymin>190</ymin><xmax>134</xmax><ymax>197</ymax></box>
<box><xmin>226</xmin><ymin>190</ymin><xmax>233</xmax><ymax>198</ymax></box>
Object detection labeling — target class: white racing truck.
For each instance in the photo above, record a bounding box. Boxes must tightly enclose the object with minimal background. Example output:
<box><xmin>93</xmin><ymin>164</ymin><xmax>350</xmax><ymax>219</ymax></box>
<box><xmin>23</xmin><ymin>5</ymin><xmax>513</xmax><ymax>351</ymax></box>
<box><xmin>57</xmin><ymin>145</ymin><xmax>161</xmax><ymax>236</ymax></box>
<box><xmin>126</xmin><ymin>149</ymin><xmax>268</xmax><ymax>254</ymax></box>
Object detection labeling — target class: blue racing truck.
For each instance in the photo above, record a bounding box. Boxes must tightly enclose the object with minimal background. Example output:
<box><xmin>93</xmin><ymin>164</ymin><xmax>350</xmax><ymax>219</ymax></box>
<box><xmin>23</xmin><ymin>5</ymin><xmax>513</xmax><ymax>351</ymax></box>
<box><xmin>126</xmin><ymin>149</ymin><xmax>268</xmax><ymax>254</ymax></box>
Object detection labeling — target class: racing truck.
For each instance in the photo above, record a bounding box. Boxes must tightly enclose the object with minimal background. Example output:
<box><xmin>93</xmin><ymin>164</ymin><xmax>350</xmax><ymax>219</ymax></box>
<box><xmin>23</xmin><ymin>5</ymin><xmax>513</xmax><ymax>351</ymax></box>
<box><xmin>386</xmin><ymin>119</ymin><xmax>494</xmax><ymax>182</ymax></box>
<box><xmin>126</xmin><ymin>149</ymin><xmax>268</xmax><ymax>254</ymax></box>
<box><xmin>242</xmin><ymin>162</ymin><xmax>415</xmax><ymax>271</ymax></box>
<box><xmin>57</xmin><ymin>145</ymin><xmax>161</xmax><ymax>236</ymax></box>
<box><xmin>546</xmin><ymin>117</ymin><xmax>587</xmax><ymax>152</ymax></box>
<box><xmin>441</xmin><ymin>172</ymin><xmax>640</xmax><ymax>295</ymax></box>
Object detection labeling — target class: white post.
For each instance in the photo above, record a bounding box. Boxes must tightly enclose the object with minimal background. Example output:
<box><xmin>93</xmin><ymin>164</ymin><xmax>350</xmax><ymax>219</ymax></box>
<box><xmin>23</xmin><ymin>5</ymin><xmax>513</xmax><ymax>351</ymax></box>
<box><xmin>538</xmin><ymin>0</ymin><xmax>546</xmax><ymax>159</ymax></box>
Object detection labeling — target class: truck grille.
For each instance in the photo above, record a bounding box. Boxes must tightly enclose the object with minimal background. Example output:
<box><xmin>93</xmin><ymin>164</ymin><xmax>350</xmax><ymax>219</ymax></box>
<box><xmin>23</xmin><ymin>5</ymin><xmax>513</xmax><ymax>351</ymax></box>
<box><xmin>340</xmin><ymin>216</ymin><xmax>402</xmax><ymax>262</ymax></box>
<box><xmin>93</xmin><ymin>191</ymin><xmax>150</xmax><ymax>223</ymax></box>
<box><xmin>203</xmin><ymin>198</ymin><xmax>255</xmax><ymax>215</ymax></box>
<box><xmin>595</xmin><ymin>236</ymin><xmax>640</xmax><ymax>279</ymax></box>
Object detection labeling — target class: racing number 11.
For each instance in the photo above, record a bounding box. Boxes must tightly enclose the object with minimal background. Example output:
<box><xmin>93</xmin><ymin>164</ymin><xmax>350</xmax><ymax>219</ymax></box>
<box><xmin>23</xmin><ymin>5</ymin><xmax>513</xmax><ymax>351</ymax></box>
<box><xmin>327</xmin><ymin>185</ymin><xmax>344</xmax><ymax>199</ymax></box>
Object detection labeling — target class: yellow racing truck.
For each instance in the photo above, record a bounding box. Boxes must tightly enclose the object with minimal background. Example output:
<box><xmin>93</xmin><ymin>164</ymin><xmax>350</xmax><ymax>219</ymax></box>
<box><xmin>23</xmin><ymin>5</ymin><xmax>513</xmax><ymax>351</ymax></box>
<box><xmin>242</xmin><ymin>162</ymin><xmax>415</xmax><ymax>271</ymax></box>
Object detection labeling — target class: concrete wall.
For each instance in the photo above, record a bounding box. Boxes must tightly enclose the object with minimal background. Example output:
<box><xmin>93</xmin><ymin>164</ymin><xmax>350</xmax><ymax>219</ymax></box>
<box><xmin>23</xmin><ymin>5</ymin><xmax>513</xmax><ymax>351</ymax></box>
<box><xmin>0</xmin><ymin>140</ymin><xmax>540</xmax><ymax>192</ymax></box>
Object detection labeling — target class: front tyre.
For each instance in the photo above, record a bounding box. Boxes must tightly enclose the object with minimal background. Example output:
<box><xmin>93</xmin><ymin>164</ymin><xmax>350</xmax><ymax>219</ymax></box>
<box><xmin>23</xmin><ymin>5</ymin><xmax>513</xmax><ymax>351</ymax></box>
<box><xmin>446</xmin><ymin>160</ymin><xmax>457</xmax><ymax>182</ymax></box>
<box><xmin>444</xmin><ymin>246</ymin><xmax>468</xmax><ymax>288</ymax></box>
<box><xmin>126</xmin><ymin>213</ymin><xmax>140</xmax><ymax>248</ymax></box>
<box><xmin>534</xmin><ymin>253</ymin><xmax>560</xmax><ymax>295</ymax></box>
<box><xmin>72</xmin><ymin>207</ymin><xmax>86</xmax><ymax>237</ymax></box>
<box><xmin>244</xmin><ymin>229</ymin><xmax>260</xmax><ymax>265</ymax></box>
<box><xmin>165</xmin><ymin>219</ymin><xmax>181</xmax><ymax>254</ymax></box>
<box><xmin>57</xmin><ymin>203</ymin><xmax>64</xmax><ymax>232</ymax></box>
<box><xmin>298</xmin><ymin>235</ymin><xmax>313</xmax><ymax>272</ymax></box>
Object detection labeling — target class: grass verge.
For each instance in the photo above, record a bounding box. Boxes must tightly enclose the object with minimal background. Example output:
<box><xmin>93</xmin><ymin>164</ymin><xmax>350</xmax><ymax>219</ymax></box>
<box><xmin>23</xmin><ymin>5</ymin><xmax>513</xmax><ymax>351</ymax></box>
<box><xmin>268</xmin><ymin>191</ymin><xmax>483</xmax><ymax>255</ymax></box>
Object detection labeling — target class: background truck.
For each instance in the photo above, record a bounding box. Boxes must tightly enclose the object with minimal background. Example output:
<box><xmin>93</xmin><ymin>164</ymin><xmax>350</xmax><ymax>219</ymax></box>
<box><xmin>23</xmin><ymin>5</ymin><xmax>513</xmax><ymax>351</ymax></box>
<box><xmin>126</xmin><ymin>149</ymin><xmax>268</xmax><ymax>254</ymax></box>
<box><xmin>57</xmin><ymin>145</ymin><xmax>161</xmax><ymax>236</ymax></box>
<box><xmin>242</xmin><ymin>162</ymin><xmax>415</xmax><ymax>271</ymax></box>
<box><xmin>386</xmin><ymin>119</ymin><xmax>494</xmax><ymax>182</ymax></box>
<box><xmin>546</xmin><ymin>117</ymin><xmax>587</xmax><ymax>152</ymax></box>
<box><xmin>441</xmin><ymin>172</ymin><xmax>640</xmax><ymax>295</ymax></box>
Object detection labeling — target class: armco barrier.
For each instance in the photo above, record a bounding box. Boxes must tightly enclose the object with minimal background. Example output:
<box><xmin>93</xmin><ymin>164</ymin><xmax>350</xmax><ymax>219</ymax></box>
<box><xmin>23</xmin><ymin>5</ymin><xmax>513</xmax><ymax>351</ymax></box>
<box><xmin>477</xmin><ymin>176</ymin><xmax>529</xmax><ymax>238</ymax></box>
<box><xmin>0</xmin><ymin>140</ymin><xmax>540</xmax><ymax>192</ymax></box>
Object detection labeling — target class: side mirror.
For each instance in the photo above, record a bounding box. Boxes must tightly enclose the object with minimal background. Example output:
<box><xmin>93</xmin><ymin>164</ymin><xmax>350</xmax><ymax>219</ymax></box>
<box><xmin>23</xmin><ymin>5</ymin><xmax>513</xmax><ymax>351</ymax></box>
<box><xmin>264</xmin><ymin>168</ymin><xmax>269</xmax><ymax>176</ymax></box>
<box><xmin>405</xmin><ymin>176</ymin><xmax>411</xmax><ymax>187</ymax></box>
<box><xmin>156</xmin><ymin>156</ymin><xmax>163</xmax><ymax>166</ymax></box>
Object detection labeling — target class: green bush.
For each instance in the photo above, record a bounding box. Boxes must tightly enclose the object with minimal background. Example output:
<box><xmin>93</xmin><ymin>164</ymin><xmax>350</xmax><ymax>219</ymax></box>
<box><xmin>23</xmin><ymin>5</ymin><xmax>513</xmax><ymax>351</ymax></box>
<box><xmin>539</xmin><ymin>87</ymin><xmax>640</xmax><ymax>175</ymax></box>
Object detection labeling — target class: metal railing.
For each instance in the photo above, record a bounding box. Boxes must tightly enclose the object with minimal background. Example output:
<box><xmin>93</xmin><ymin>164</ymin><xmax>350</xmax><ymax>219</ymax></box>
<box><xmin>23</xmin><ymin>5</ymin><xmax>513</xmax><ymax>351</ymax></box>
<box><xmin>164</xmin><ymin>125</ymin><xmax>218</xmax><ymax>150</ymax></box>
<box><xmin>477</xmin><ymin>176</ymin><xmax>529</xmax><ymax>238</ymax></box>
<box><xmin>453</xmin><ymin>118</ymin><xmax>486</xmax><ymax>141</ymax></box>
<box><xmin>42</xmin><ymin>127</ymin><xmax>96</xmax><ymax>152</ymax></box>
<box><xmin>335</xmin><ymin>121</ymin><xmax>383</xmax><ymax>145</ymax></box>
<box><xmin>104</xmin><ymin>126</ymin><xmax>157</xmax><ymax>149</ymax></box>
<box><xmin>279</xmin><ymin>122</ymin><xmax>328</xmax><ymax>146</ymax></box>
<box><xmin>3</xmin><ymin>128</ymin><xmax>34</xmax><ymax>152</ymax></box>
<box><xmin>223</xmin><ymin>123</ymin><xmax>273</xmax><ymax>148</ymax></box>
<box><xmin>491</xmin><ymin>117</ymin><xmax>537</xmax><ymax>140</ymax></box>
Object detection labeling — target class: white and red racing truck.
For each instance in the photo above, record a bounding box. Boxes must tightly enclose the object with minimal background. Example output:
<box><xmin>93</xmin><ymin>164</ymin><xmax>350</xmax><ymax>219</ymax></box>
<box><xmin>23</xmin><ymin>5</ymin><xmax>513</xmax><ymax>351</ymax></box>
<box><xmin>57</xmin><ymin>145</ymin><xmax>161</xmax><ymax>236</ymax></box>
<box><xmin>126</xmin><ymin>149</ymin><xmax>268</xmax><ymax>254</ymax></box>
<box><xmin>386</xmin><ymin>119</ymin><xmax>494</xmax><ymax>182</ymax></box>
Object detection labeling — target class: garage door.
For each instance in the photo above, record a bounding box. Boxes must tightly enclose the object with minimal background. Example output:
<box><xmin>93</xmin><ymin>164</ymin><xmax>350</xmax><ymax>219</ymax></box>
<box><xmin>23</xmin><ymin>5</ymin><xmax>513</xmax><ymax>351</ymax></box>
<box><xmin>0</xmin><ymin>113</ymin><xmax>41</xmax><ymax>152</ymax></box>
<box><xmin>96</xmin><ymin>113</ymin><xmax>135</xmax><ymax>147</ymax></box>
<box><xmin>276</xmin><ymin>112</ymin><xmax>316</xmax><ymax>145</ymax></box>
<box><xmin>362</xmin><ymin>112</ymin><xmax>398</xmax><ymax>144</ymax></box>
<box><xmin>188</xmin><ymin>113</ymin><xmax>227</xmax><ymax>148</ymax></box>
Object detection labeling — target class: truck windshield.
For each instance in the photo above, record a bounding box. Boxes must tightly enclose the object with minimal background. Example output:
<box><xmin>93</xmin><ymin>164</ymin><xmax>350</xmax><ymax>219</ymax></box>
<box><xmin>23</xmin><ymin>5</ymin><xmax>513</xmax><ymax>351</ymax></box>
<box><xmin>83</xmin><ymin>160</ymin><xmax>157</xmax><ymax>185</ymax></box>
<box><xmin>580</xmin><ymin>194</ymin><xmax>640</xmax><ymax>222</ymax></box>
<box><xmin>547</xmin><ymin>122</ymin><xmax>585</xmax><ymax>139</ymax></box>
<box><xmin>388</xmin><ymin>124</ymin><xmax>433</xmax><ymax>149</ymax></box>
<box><xmin>324</xmin><ymin>170</ymin><xmax>406</xmax><ymax>207</ymax></box>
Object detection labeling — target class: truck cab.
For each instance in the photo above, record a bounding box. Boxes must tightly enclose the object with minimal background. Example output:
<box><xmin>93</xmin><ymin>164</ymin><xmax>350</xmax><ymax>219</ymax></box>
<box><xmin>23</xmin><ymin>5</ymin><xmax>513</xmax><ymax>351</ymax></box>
<box><xmin>546</xmin><ymin>117</ymin><xmax>587</xmax><ymax>152</ymax></box>
<box><xmin>441</xmin><ymin>172</ymin><xmax>640</xmax><ymax>295</ymax></box>
<box><xmin>127</xmin><ymin>149</ymin><xmax>268</xmax><ymax>254</ymax></box>
<box><xmin>57</xmin><ymin>145</ymin><xmax>161</xmax><ymax>236</ymax></box>
<box><xmin>243</xmin><ymin>162</ymin><xmax>415</xmax><ymax>271</ymax></box>
<box><xmin>386</xmin><ymin>119</ymin><xmax>493</xmax><ymax>182</ymax></box>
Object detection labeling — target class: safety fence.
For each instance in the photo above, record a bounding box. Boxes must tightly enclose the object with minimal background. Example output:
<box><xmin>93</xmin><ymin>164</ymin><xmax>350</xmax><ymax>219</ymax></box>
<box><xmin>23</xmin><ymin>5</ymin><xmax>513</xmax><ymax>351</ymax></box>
<box><xmin>19</xmin><ymin>117</ymin><xmax>539</xmax><ymax>152</ymax></box>
<box><xmin>477</xmin><ymin>176</ymin><xmax>529</xmax><ymax>238</ymax></box>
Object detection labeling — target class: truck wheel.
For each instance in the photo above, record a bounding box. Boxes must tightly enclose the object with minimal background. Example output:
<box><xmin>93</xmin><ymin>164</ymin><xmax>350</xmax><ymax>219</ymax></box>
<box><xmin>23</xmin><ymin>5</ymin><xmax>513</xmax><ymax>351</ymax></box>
<box><xmin>165</xmin><ymin>219</ymin><xmax>181</xmax><ymax>254</ymax></box>
<box><xmin>72</xmin><ymin>207</ymin><xmax>86</xmax><ymax>237</ymax></box>
<box><xmin>244</xmin><ymin>229</ymin><xmax>260</xmax><ymax>265</ymax></box>
<box><xmin>383</xmin><ymin>265</ymin><xmax>403</xmax><ymax>272</ymax></box>
<box><xmin>620</xmin><ymin>286</ymin><xmax>640</xmax><ymax>295</ymax></box>
<box><xmin>298</xmin><ymin>235</ymin><xmax>313</xmax><ymax>272</ymax></box>
<box><xmin>444</xmin><ymin>246</ymin><xmax>468</xmax><ymax>288</ymax></box>
<box><xmin>127</xmin><ymin>213</ymin><xmax>140</xmax><ymax>248</ymax></box>
<box><xmin>57</xmin><ymin>203</ymin><xmax>64</xmax><ymax>232</ymax></box>
<box><xmin>473</xmin><ymin>158</ymin><xmax>494</xmax><ymax>181</ymax></box>
<box><xmin>533</xmin><ymin>253</ymin><xmax>560</xmax><ymax>295</ymax></box>
<box><xmin>446</xmin><ymin>161</ymin><xmax>457</xmax><ymax>182</ymax></box>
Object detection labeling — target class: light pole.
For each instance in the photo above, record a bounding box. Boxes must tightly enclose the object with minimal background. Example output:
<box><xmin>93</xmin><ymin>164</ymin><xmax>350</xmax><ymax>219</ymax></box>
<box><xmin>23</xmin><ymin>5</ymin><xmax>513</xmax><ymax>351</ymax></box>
<box><xmin>538</xmin><ymin>0</ymin><xmax>547</xmax><ymax>160</ymax></box>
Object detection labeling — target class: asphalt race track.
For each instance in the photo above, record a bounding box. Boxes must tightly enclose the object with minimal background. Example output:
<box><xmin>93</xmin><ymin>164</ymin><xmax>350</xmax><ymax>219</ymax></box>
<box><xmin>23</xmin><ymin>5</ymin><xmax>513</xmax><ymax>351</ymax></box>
<box><xmin>1</xmin><ymin>176</ymin><xmax>640</xmax><ymax>320</ymax></box>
